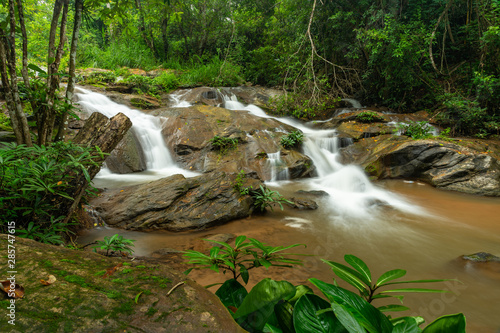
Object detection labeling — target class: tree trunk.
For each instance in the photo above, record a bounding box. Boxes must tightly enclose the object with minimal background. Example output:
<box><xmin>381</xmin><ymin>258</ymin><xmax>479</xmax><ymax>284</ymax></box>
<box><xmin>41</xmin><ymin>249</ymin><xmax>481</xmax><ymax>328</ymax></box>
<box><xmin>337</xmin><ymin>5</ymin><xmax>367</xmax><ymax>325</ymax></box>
<box><xmin>56</xmin><ymin>0</ymin><xmax>83</xmax><ymax>142</ymax></box>
<box><xmin>63</xmin><ymin>112</ymin><xmax>132</xmax><ymax>224</ymax></box>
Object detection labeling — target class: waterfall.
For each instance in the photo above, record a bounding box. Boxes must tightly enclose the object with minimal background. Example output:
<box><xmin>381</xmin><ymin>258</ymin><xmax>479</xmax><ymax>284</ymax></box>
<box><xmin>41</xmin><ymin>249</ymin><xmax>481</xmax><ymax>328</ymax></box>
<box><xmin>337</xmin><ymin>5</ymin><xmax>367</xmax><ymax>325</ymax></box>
<box><xmin>75</xmin><ymin>88</ymin><xmax>197</xmax><ymax>187</ymax></box>
<box><xmin>222</xmin><ymin>93</ymin><xmax>424</xmax><ymax>219</ymax></box>
<box><xmin>267</xmin><ymin>152</ymin><xmax>290</xmax><ymax>181</ymax></box>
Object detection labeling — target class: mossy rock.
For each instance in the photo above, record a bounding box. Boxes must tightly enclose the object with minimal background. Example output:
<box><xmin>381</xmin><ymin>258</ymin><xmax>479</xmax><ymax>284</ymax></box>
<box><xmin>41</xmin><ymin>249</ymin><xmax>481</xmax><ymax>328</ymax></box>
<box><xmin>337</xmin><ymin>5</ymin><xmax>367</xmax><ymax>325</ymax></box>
<box><xmin>0</xmin><ymin>235</ymin><xmax>244</xmax><ymax>333</ymax></box>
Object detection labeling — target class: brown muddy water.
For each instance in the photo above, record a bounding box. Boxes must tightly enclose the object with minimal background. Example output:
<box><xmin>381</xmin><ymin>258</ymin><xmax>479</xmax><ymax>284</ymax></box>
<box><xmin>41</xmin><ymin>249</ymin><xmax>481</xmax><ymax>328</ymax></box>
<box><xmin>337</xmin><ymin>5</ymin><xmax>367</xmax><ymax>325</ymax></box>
<box><xmin>78</xmin><ymin>180</ymin><xmax>500</xmax><ymax>332</ymax></box>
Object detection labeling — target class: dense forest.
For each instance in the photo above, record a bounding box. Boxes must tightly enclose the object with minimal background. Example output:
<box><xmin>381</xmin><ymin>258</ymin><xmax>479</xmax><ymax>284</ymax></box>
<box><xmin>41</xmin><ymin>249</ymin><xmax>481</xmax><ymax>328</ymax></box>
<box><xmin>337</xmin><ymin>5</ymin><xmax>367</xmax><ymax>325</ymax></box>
<box><xmin>1</xmin><ymin>0</ymin><xmax>500</xmax><ymax>140</ymax></box>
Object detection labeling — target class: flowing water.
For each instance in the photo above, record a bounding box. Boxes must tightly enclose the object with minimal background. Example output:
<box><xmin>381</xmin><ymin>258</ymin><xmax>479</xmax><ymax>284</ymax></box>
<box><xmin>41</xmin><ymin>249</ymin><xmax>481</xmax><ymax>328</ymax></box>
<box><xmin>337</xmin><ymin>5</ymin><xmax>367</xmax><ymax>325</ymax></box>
<box><xmin>77</xmin><ymin>90</ymin><xmax>500</xmax><ymax>332</ymax></box>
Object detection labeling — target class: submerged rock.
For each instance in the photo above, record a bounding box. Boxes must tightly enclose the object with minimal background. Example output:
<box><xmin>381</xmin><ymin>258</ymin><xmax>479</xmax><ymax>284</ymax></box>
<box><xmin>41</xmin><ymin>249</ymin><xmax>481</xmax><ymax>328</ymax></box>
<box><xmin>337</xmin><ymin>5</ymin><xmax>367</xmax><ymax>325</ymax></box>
<box><xmin>0</xmin><ymin>234</ymin><xmax>244</xmax><ymax>333</ymax></box>
<box><xmin>341</xmin><ymin>136</ymin><xmax>500</xmax><ymax>196</ymax></box>
<box><xmin>286</xmin><ymin>197</ymin><xmax>319</xmax><ymax>210</ymax></box>
<box><xmin>462</xmin><ymin>252</ymin><xmax>500</xmax><ymax>263</ymax></box>
<box><xmin>92</xmin><ymin>171</ymin><xmax>261</xmax><ymax>231</ymax></box>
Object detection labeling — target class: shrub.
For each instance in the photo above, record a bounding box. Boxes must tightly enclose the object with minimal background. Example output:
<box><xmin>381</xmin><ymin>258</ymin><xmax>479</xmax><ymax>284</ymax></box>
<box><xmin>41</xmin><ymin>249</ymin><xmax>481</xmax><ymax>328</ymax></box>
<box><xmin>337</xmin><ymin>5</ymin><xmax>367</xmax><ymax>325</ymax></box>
<box><xmin>280</xmin><ymin>130</ymin><xmax>304</xmax><ymax>149</ymax></box>
<box><xmin>180</xmin><ymin>55</ymin><xmax>244</xmax><ymax>87</ymax></box>
<box><xmin>209</xmin><ymin>135</ymin><xmax>238</xmax><ymax>154</ymax></box>
<box><xmin>356</xmin><ymin>110</ymin><xmax>385</xmax><ymax>123</ymax></box>
<box><xmin>251</xmin><ymin>185</ymin><xmax>292</xmax><ymax>212</ymax></box>
<box><xmin>83</xmin><ymin>71</ymin><xmax>117</xmax><ymax>85</ymax></box>
<box><xmin>270</xmin><ymin>94</ymin><xmax>340</xmax><ymax>120</ymax></box>
<box><xmin>152</xmin><ymin>71</ymin><xmax>179</xmax><ymax>92</ymax></box>
<box><xmin>92</xmin><ymin>234</ymin><xmax>136</xmax><ymax>256</ymax></box>
<box><xmin>397</xmin><ymin>121</ymin><xmax>434</xmax><ymax>139</ymax></box>
<box><xmin>0</xmin><ymin>142</ymin><xmax>104</xmax><ymax>244</ymax></box>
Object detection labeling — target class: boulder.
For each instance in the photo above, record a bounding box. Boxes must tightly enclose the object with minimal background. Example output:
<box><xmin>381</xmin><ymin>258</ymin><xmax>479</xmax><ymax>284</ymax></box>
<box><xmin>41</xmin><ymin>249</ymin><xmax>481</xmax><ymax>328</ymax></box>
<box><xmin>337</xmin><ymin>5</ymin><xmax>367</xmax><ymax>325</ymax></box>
<box><xmin>459</xmin><ymin>252</ymin><xmax>500</xmax><ymax>281</ymax></box>
<box><xmin>0</xmin><ymin>234</ymin><xmax>244</xmax><ymax>333</ymax></box>
<box><xmin>285</xmin><ymin>197</ymin><xmax>319</xmax><ymax>210</ymax></box>
<box><xmin>462</xmin><ymin>252</ymin><xmax>500</xmax><ymax>263</ymax></box>
<box><xmin>151</xmin><ymin>104</ymin><xmax>315</xmax><ymax>181</ymax></box>
<box><xmin>341</xmin><ymin>136</ymin><xmax>500</xmax><ymax>196</ymax></box>
<box><xmin>105</xmin><ymin>130</ymin><xmax>147</xmax><ymax>174</ymax></box>
<box><xmin>92</xmin><ymin>172</ymin><xmax>261</xmax><ymax>231</ymax></box>
<box><xmin>296</xmin><ymin>190</ymin><xmax>330</xmax><ymax>197</ymax></box>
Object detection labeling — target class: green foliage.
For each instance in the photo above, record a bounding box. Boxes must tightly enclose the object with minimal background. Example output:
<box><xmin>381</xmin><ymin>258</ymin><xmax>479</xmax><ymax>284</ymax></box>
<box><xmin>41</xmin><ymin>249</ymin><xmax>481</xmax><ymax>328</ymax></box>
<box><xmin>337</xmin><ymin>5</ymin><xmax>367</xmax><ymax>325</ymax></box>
<box><xmin>152</xmin><ymin>71</ymin><xmax>179</xmax><ymax>92</ymax></box>
<box><xmin>82</xmin><ymin>71</ymin><xmax>117</xmax><ymax>85</ymax></box>
<box><xmin>92</xmin><ymin>234</ymin><xmax>136</xmax><ymax>256</ymax></box>
<box><xmin>280</xmin><ymin>130</ymin><xmax>304</xmax><ymax>149</ymax></box>
<box><xmin>209</xmin><ymin>135</ymin><xmax>238</xmax><ymax>154</ymax></box>
<box><xmin>209</xmin><ymin>254</ymin><xmax>466</xmax><ymax>333</ymax></box>
<box><xmin>397</xmin><ymin>121</ymin><xmax>434</xmax><ymax>140</ymax></box>
<box><xmin>270</xmin><ymin>94</ymin><xmax>339</xmax><ymax>120</ymax></box>
<box><xmin>180</xmin><ymin>55</ymin><xmax>244</xmax><ymax>87</ymax></box>
<box><xmin>183</xmin><ymin>235</ymin><xmax>305</xmax><ymax>284</ymax></box>
<box><xmin>233</xmin><ymin>170</ymin><xmax>251</xmax><ymax>195</ymax></box>
<box><xmin>356</xmin><ymin>111</ymin><xmax>385</xmax><ymax>123</ymax></box>
<box><xmin>251</xmin><ymin>185</ymin><xmax>293</xmax><ymax>212</ymax></box>
<box><xmin>0</xmin><ymin>142</ymin><xmax>104</xmax><ymax>244</ymax></box>
<box><xmin>0</xmin><ymin>112</ymin><xmax>12</xmax><ymax>131</ymax></box>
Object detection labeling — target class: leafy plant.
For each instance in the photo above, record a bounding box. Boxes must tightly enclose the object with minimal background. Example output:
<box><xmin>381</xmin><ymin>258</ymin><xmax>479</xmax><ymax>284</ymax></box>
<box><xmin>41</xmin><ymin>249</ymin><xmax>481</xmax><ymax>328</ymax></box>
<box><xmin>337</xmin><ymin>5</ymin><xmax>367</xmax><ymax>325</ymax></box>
<box><xmin>280</xmin><ymin>130</ymin><xmax>304</xmax><ymax>149</ymax></box>
<box><xmin>0</xmin><ymin>142</ymin><xmax>104</xmax><ymax>243</ymax></box>
<box><xmin>209</xmin><ymin>135</ymin><xmax>238</xmax><ymax>154</ymax></box>
<box><xmin>233</xmin><ymin>170</ymin><xmax>251</xmax><ymax>195</ymax></box>
<box><xmin>210</xmin><ymin>254</ymin><xmax>466</xmax><ymax>333</ymax></box>
<box><xmin>92</xmin><ymin>234</ymin><xmax>136</xmax><ymax>256</ymax></box>
<box><xmin>397</xmin><ymin>121</ymin><xmax>434</xmax><ymax>139</ymax></box>
<box><xmin>356</xmin><ymin>111</ymin><xmax>385</xmax><ymax>123</ymax></box>
<box><xmin>251</xmin><ymin>185</ymin><xmax>293</xmax><ymax>212</ymax></box>
<box><xmin>183</xmin><ymin>235</ymin><xmax>305</xmax><ymax>284</ymax></box>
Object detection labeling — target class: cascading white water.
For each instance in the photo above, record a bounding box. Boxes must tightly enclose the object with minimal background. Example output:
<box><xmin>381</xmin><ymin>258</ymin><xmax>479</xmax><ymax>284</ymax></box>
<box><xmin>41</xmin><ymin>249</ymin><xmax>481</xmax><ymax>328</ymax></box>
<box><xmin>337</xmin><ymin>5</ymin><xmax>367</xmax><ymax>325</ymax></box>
<box><xmin>75</xmin><ymin>87</ymin><xmax>197</xmax><ymax>187</ymax></box>
<box><xmin>267</xmin><ymin>152</ymin><xmax>290</xmax><ymax>181</ymax></box>
<box><xmin>169</xmin><ymin>90</ymin><xmax>192</xmax><ymax>108</ymax></box>
<box><xmin>223</xmin><ymin>94</ymin><xmax>425</xmax><ymax>219</ymax></box>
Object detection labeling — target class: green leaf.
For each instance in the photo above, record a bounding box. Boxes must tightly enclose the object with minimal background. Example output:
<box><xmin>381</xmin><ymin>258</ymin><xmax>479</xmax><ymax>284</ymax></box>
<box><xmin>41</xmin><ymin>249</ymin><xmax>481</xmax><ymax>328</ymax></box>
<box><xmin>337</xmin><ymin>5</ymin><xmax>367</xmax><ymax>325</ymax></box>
<box><xmin>239</xmin><ymin>264</ymin><xmax>249</xmax><ymax>285</ymax></box>
<box><xmin>377</xmin><ymin>304</ymin><xmax>410</xmax><ymax>313</ymax></box>
<box><xmin>28</xmin><ymin>63</ymin><xmax>46</xmax><ymax>74</ymax></box>
<box><xmin>264</xmin><ymin>323</ymin><xmax>284</xmax><ymax>333</ymax></box>
<box><xmin>321</xmin><ymin>259</ymin><xmax>367</xmax><ymax>294</ymax></box>
<box><xmin>288</xmin><ymin>285</ymin><xmax>314</xmax><ymax>305</ymax></box>
<box><xmin>293</xmin><ymin>294</ymin><xmax>345</xmax><ymax>333</ymax></box>
<box><xmin>392</xmin><ymin>316</ymin><xmax>421</xmax><ymax>333</ymax></box>
<box><xmin>344</xmin><ymin>255</ymin><xmax>371</xmax><ymax>285</ymax></box>
<box><xmin>274</xmin><ymin>301</ymin><xmax>295</xmax><ymax>333</ymax></box>
<box><xmin>380</xmin><ymin>288</ymin><xmax>449</xmax><ymax>294</ymax></box>
<box><xmin>375</xmin><ymin>269</ymin><xmax>406</xmax><ymax>287</ymax></box>
<box><xmin>330</xmin><ymin>302</ymin><xmax>366</xmax><ymax>333</ymax></box>
<box><xmin>382</xmin><ymin>279</ymin><xmax>454</xmax><ymax>286</ymax></box>
<box><xmin>309</xmin><ymin>278</ymin><xmax>393</xmax><ymax>333</ymax></box>
<box><xmin>422</xmin><ymin>313</ymin><xmax>466</xmax><ymax>333</ymax></box>
<box><xmin>234</xmin><ymin>278</ymin><xmax>295</xmax><ymax>332</ymax></box>
<box><xmin>215</xmin><ymin>279</ymin><xmax>248</xmax><ymax>310</ymax></box>
<box><xmin>235</xmin><ymin>235</ymin><xmax>247</xmax><ymax>248</ymax></box>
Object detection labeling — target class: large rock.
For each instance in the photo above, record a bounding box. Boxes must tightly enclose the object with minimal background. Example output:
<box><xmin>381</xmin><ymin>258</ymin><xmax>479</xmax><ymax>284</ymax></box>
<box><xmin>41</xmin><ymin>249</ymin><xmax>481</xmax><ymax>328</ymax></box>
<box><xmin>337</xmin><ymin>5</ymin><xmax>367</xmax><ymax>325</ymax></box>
<box><xmin>151</xmin><ymin>104</ymin><xmax>315</xmax><ymax>181</ymax></box>
<box><xmin>341</xmin><ymin>135</ymin><xmax>500</xmax><ymax>196</ymax></box>
<box><xmin>92</xmin><ymin>171</ymin><xmax>261</xmax><ymax>231</ymax></box>
<box><xmin>105</xmin><ymin>130</ymin><xmax>147</xmax><ymax>173</ymax></box>
<box><xmin>0</xmin><ymin>234</ymin><xmax>244</xmax><ymax>333</ymax></box>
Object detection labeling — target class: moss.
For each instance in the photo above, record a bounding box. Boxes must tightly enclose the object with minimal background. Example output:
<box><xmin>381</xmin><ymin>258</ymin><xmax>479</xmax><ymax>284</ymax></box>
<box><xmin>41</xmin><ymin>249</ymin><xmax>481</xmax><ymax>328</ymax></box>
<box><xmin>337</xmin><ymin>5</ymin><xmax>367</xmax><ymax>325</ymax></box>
<box><xmin>60</xmin><ymin>259</ymin><xmax>76</xmax><ymax>264</ymax></box>
<box><xmin>146</xmin><ymin>307</ymin><xmax>158</xmax><ymax>316</ymax></box>
<box><xmin>64</xmin><ymin>275</ymin><xmax>87</xmax><ymax>287</ymax></box>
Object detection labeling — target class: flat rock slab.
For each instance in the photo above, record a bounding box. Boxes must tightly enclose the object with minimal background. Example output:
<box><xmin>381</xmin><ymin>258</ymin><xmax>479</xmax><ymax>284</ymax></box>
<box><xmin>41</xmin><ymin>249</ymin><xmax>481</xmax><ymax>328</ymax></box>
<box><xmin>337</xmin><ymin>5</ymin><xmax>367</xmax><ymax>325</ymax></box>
<box><xmin>93</xmin><ymin>172</ymin><xmax>261</xmax><ymax>231</ymax></box>
<box><xmin>0</xmin><ymin>235</ymin><xmax>244</xmax><ymax>333</ymax></box>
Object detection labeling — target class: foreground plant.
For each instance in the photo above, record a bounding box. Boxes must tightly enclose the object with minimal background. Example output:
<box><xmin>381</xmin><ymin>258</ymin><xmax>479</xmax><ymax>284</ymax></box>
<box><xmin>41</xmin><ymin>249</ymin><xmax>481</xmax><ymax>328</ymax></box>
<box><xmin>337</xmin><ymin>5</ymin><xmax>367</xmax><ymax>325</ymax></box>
<box><xmin>92</xmin><ymin>234</ymin><xmax>136</xmax><ymax>256</ymax></box>
<box><xmin>184</xmin><ymin>235</ymin><xmax>305</xmax><ymax>285</ymax></box>
<box><xmin>280</xmin><ymin>130</ymin><xmax>304</xmax><ymax>149</ymax></box>
<box><xmin>252</xmin><ymin>185</ymin><xmax>293</xmax><ymax>212</ymax></box>
<box><xmin>209</xmin><ymin>253</ymin><xmax>466</xmax><ymax>332</ymax></box>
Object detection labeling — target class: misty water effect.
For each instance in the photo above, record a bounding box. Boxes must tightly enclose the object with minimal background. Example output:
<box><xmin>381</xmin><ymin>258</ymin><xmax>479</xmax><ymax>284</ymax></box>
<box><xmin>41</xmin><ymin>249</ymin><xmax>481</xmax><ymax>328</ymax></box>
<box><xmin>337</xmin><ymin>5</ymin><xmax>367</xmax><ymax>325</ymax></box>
<box><xmin>223</xmin><ymin>95</ymin><xmax>424</xmax><ymax>220</ymax></box>
<box><xmin>75</xmin><ymin>87</ymin><xmax>198</xmax><ymax>188</ymax></box>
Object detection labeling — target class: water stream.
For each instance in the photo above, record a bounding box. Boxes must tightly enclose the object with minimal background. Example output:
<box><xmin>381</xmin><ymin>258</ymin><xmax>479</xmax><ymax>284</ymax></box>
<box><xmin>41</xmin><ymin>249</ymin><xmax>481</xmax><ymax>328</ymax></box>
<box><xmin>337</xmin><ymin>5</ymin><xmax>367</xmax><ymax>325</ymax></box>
<box><xmin>78</xmin><ymin>90</ymin><xmax>500</xmax><ymax>332</ymax></box>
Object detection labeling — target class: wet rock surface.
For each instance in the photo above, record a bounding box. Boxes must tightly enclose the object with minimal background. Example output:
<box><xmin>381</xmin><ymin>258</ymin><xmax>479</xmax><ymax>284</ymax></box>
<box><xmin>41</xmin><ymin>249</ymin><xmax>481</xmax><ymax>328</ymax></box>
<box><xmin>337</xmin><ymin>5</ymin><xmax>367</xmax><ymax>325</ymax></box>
<box><xmin>0</xmin><ymin>234</ymin><xmax>244</xmax><ymax>333</ymax></box>
<box><xmin>105</xmin><ymin>130</ymin><xmax>147</xmax><ymax>173</ymax></box>
<box><xmin>341</xmin><ymin>136</ymin><xmax>500</xmax><ymax>196</ymax></box>
<box><xmin>152</xmin><ymin>104</ymin><xmax>315</xmax><ymax>181</ymax></box>
<box><xmin>92</xmin><ymin>171</ymin><xmax>262</xmax><ymax>231</ymax></box>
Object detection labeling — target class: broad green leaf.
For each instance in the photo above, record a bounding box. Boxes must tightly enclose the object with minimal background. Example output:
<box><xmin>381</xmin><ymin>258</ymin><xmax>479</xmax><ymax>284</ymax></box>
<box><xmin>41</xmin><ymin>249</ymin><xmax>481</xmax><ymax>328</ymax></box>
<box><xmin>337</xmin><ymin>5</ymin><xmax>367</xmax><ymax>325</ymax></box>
<box><xmin>321</xmin><ymin>260</ymin><xmax>368</xmax><ymax>293</ymax></box>
<box><xmin>375</xmin><ymin>269</ymin><xmax>406</xmax><ymax>287</ymax></box>
<box><xmin>382</xmin><ymin>279</ymin><xmax>455</xmax><ymax>286</ymax></box>
<box><xmin>264</xmin><ymin>323</ymin><xmax>284</xmax><ymax>333</ymax></box>
<box><xmin>234</xmin><ymin>279</ymin><xmax>295</xmax><ymax>332</ymax></box>
<box><xmin>235</xmin><ymin>235</ymin><xmax>247</xmax><ymax>248</ymax></box>
<box><xmin>293</xmin><ymin>294</ymin><xmax>345</xmax><ymax>333</ymax></box>
<box><xmin>422</xmin><ymin>313</ymin><xmax>466</xmax><ymax>333</ymax></box>
<box><xmin>330</xmin><ymin>302</ymin><xmax>365</xmax><ymax>333</ymax></box>
<box><xmin>377</xmin><ymin>304</ymin><xmax>409</xmax><ymax>313</ymax></box>
<box><xmin>274</xmin><ymin>301</ymin><xmax>295</xmax><ymax>333</ymax></box>
<box><xmin>28</xmin><ymin>63</ymin><xmax>46</xmax><ymax>74</ymax></box>
<box><xmin>309</xmin><ymin>278</ymin><xmax>393</xmax><ymax>333</ymax></box>
<box><xmin>392</xmin><ymin>316</ymin><xmax>421</xmax><ymax>333</ymax></box>
<box><xmin>288</xmin><ymin>285</ymin><xmax>314</xmax><ymax>305</ymax></box>
<box><xmin>344</xmin><ymin>255</ymin><xmax>371</xmax><ymax>285</ymax></box>
<box><xmin>239</xmin><ymin>264</ymin><xmax>249</xmax><ymax>284</ymax></box>
<box><xmin>215</xmin><ymin>279</ymin><xmax>248</xmax><ymax>310</ymax></box>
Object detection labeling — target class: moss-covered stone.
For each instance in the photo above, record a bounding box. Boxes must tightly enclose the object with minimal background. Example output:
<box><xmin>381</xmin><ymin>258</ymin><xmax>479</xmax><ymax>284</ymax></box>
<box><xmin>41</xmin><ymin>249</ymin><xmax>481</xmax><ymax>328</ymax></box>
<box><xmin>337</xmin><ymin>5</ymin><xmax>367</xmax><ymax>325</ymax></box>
<box><xmin>0</xmin><ymin>235</ymin><xmax>244</xmax><ymax>333</ymax></box>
